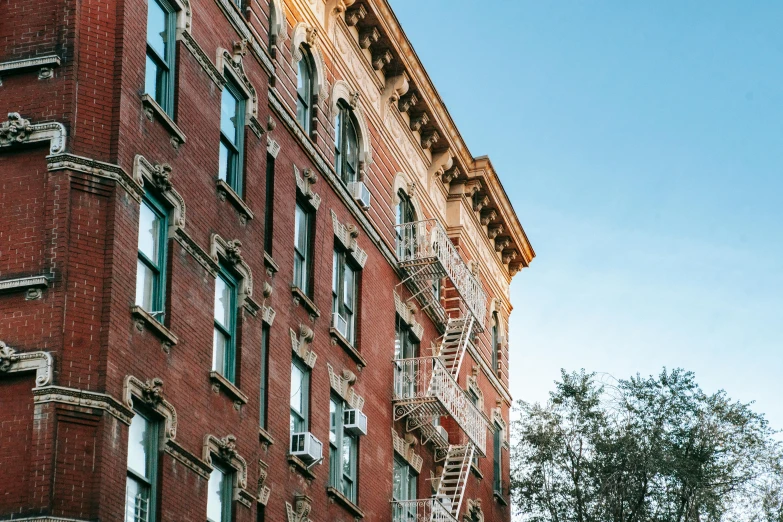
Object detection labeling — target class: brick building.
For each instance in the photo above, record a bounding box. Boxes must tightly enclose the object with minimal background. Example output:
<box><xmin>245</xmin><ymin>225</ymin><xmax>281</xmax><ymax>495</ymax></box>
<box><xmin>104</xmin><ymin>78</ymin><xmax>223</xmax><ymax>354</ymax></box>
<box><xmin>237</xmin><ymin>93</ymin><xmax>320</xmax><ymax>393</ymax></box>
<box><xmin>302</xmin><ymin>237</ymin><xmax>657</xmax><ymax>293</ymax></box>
<box><xmin>0</xmin><ymin>0</ymin><xmax>534</xmax><ymax>520</ymax></box>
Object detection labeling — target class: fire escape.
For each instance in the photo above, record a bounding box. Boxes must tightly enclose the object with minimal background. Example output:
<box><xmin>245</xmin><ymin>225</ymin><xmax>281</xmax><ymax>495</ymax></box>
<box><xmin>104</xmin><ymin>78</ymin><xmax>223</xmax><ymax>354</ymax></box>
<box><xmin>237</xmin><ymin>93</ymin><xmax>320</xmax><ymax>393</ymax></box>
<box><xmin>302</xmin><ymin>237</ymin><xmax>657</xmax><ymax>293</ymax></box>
<box><xmin>392</xmin><ymin>219</ymin><xmax>488</xmax><ymax>522</ymax></box>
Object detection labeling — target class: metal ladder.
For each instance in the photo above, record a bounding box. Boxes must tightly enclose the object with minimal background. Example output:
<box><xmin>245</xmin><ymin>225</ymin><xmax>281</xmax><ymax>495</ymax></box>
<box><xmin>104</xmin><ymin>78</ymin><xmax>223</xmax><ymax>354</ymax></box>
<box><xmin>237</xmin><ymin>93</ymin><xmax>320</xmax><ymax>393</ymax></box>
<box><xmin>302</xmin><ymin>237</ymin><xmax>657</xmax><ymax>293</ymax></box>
<box><xmin>434</xmin><ymin>444</ymin><xmax>475</xmax><ymax>519</ymax></box>
<box><xmin>438</xmin><ymin>316</ymin><xmax>475</xmax><ymax>378</ymax></box>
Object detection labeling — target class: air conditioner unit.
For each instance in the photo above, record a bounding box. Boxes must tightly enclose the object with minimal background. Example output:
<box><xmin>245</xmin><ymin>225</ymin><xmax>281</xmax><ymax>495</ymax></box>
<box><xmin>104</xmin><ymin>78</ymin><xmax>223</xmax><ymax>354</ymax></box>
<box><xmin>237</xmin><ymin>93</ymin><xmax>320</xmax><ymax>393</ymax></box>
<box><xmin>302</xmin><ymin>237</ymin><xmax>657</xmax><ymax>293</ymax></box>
<box><xmin>343</xmin><ymin>409</ymin><xmax>368</xmax><ymax>436</ymax></box>
<box><xmin>434</xmin><ymin>424</ymin><xmax>449</xmax><ymax>443</ymax></box>
<box><xmin>331</xmin><ymin>312</ymin><xmax>348</xmax><ymax>339</ymax></box>
<box><xmin>290</xmin><ymin>432</ymin><xmax>323</xmax><ymax>464</ymax></box>
<box><xmin>348</xmin><ymin>181</ymin><xmax>371</xmax><ymax>209</ymax></box>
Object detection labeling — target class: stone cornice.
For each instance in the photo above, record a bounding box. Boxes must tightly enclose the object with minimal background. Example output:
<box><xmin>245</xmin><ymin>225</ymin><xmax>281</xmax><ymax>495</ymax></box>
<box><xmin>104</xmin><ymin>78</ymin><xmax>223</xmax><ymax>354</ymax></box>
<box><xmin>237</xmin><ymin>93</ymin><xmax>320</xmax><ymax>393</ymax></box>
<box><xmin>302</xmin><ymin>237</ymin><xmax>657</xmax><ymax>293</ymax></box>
<box><xmin>178</xmin><ymin>30</ymin><xmax>225</xmax><ymax>88</ymax></box>
<box><xmin>0</xmin><ymin>55</ymin><xmax>61</xmax><ymax>75</ymax></box>
<box><xmin>0</xmin><ymin>341</ymin><xmax>53</xmax><ymax>387</ymax></box>
<box><xmin>47</xmin><ymin>153</ymin><xmax>144</xmax><ymax>202</ymax></box>
<box><xmin>33</xmin><ymin>385</ymin><xmax>134</xmax><ymax>424</ymax></box>
<box><xmin>0</xmin><ymin>275</ymin><xmax>49</xmax><ymax>300</ymax></box>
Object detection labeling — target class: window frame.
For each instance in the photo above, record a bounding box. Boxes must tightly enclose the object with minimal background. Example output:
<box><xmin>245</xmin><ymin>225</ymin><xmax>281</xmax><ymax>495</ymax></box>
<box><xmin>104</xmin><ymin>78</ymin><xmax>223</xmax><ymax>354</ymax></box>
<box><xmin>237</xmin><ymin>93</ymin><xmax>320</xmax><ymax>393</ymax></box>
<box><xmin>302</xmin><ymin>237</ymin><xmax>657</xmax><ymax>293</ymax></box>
<box><xmin>145</xmin><ymin>0</ymin><xmax>177</xmax><ymax>115</ymax></box>
<box><xmin>334</xmin><ymin>102</ymin><xmax>359</xmax><ymax>185</ymax></box>
<box><xmin>491</xmin><ymin>313</ymin><xmax>500</xmax><ymax>373</ymax></box>
<box><xmin>493</xmin><ymin>422</ymin><xmax>502</xmax><ymax>494</ymax></box>
<box><xmin>293</xmin><ymin>201</ymin><xmax>314</xmax><ymax>297</ymax></box>
<box><xmin>392</xmin><ymin>455</ymin><xmax>418</xmax><ymax>519</ymax></box>
<box><xmin>332</xmin><ymin>248</ymin><xmax>359</xmax><ymax>345</ymax></box>
<box><xmin>213</xmin><ymin>267</ymin><xmax>239</xmax><ymax>383</ymax></box>
<box><xmin>125</xmin><ymin>405</ymin><xmax>160</xmax><ymax>522</ymax></box>
<box><xmin>206</xmin><ymin>460</ymin><xmax>234</xmax><ymax>522</ymax></box>
<box><xmin>329</xmin><ymin>396</ymin><xmax>359</xmax><ymax>502</ymax></box>
<box><xmin>295</xmin><ymin>52</ymin><xmax>313</xmax><ymax>134</ymax></box>
<box><xmin>136</xmin><ymin>191</ymin><xmax>169</xmax><ymax>322</ymax></box>
<box><xmin>289</xmin><ymin>356</ymin><xmax>310</xmax><ymax>434</ymax></box>
<box><xmin>395</xmin><ymin>189</ymin><xmax>416</xmax><ymax>260</ymax></box>
<box><xmin>394</xmin><ymin>317</ymin><xmax>420</xmax><ymax>398</ymax></box>
<box><xmin>219</xmin><ymin>76</ymin><xmax>247</xmax><ymax>197</ymax></box>
<box><xmin>259</xmin><ymin>324</ymin><xmax>269</xmax><ymax>430</ymax></box>
<box><xmin>263</xmin><ymin>153</ymin><xmax>275</xmax><ymax>255</ymax></box>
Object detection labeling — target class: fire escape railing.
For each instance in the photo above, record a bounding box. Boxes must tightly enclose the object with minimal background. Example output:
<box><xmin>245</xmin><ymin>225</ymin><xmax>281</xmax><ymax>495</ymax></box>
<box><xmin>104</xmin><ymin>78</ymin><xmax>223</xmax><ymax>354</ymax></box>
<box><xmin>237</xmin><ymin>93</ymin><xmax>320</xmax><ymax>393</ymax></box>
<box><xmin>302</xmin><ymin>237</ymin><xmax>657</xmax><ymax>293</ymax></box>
<box><xmin>391</xmin><ymin>499</ymin><xmax>458</xmax><ymax>522</ymax></box>
<box><xmin>395</xmin><ymin>219</ymin><xmax>487</xmax><ymax>328</ymax></box>
<box><xmin>393</xmin><ymin>357</ymin><xmax>487</xmax><ymax>456</ymax></box>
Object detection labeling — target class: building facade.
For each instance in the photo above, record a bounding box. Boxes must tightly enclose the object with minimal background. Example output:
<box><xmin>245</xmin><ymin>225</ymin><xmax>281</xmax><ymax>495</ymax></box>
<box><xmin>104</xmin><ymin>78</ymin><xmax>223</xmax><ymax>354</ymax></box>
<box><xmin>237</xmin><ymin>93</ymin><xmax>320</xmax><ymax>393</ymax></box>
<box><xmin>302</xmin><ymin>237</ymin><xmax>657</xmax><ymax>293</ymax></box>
<box><xmin>0</xmin><ymin>0</ymin><xmax>534</xmax><ymax>521</ymax></box>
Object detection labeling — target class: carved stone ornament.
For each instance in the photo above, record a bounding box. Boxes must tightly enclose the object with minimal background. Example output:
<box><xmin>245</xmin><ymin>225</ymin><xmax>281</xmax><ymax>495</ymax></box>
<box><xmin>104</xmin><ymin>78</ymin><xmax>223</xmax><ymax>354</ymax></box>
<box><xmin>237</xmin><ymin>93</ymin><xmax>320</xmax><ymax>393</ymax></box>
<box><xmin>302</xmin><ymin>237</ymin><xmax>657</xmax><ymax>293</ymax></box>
<box><xmin>210</xmin><ymin>234</ymin><xmax>258</xmax><ymax>314</ymax></box>
<box><xmin>203</xmin><ymin>434</ymin><xmax>248</xmax><ymax>490</ymax></box>
<box><xmin>442</xmin><ymin>166</ymin><xmax>461</xmax><ymax>184</ymax></box>
<box><xmin>410</xmin><ymin>112</ymin><xmax>429</xmax><ymax>133</ymax></box>
<box><xmin>294</xmin><ymin>165</ymin><xmax>322</xmax><ymax>210</ymax></box>
<box><xmin>494</xmin><ymin>236</ymin><xmax>511</xmax><ymax>252</ymax></box>
<box><xmin>372</xmin><ymin>48</ymin><xmax>393</xmax><ymax>71</ymax></box>
<box><xmin>359</xmin><ymin>26</ymin><xmax>380</xmax><ymax>49</ymax></box>
<box><xmin>464</xmin><ymin>498</ymin><xmax>484</xmax><ymax>522</ymax></box>
<box><xmin>266</xmin><ymin>136</ymin><xmax>281</xmax><ymax>158</ymax></box>
<box><xmin>473</xmin><ymin>194</ymin><xmax>490</xmax><ymax>212</ymax></box>
<box><xmin>480</xmin><ymin>209</ymin><xmax>498</xmax><ymax>227</ymax></box>
<box><xmin>133</xmin><ymin>155</ymin><xmax>187</xmax><ymax>234</ymax></box>
<box><xmin>329</xmin><ymin>80</ymin><xmax>373</xmax><ymax>167</ymax></box>
<box><xmin>216</xmin><ymin>47</ymin><xmax>262</xmax><ymax>137</ymax></box>
<box><xmin>345</xmin><ymin>4</ymin><xmax>366</xmax><ymax>26</ymax></box>
<box><xmin>502</xmin><ymin>250</ymin><xmax>518</xmax><ymax>264</ymax></box>
<box><xmin>257</xmin><ymin>459</ymin><xmax>271</xmax><ymax>505</ymax></box>
<box><xmin>392</xmin><ymin>429</ymin><xmax>423</xmax><ymax>473</ymax></box>
<box><xmin>398</xmin><ymin>92</ymin><xmax>418</xmax><ymax>114</ymax></box>
<box><xmin>123</xmin><ymin>375</ymin><xmax>178</xmax><ymax>440</ymax></box>
<box><xmin>0</xmin><ymin>112</ymin><xmax>66</xmax><ymax>154</ymax></box>
<box><xmin>291</xmin><ymin>22</ymin><xmax>328</xmax><ymax>101</ymax></box>
<box><xmin>290</xmin><ymin>326</ymin><xmax>317</xmax><ymax>368</ymax></box>
<box><xmin>421</xmin><ymin>130</ymin><xmax>439</xmax><ymax>150</ymax></box>
<box><xmin>286</xmin><ymin>494</ymin><xmax>313</xmax><ymax>522</ymax></box>
<box><xmin>487</xmin><ymin>224</ymin><xmax>504</xmax><ymax>240</ymax></box>
<box><xmin>0</xmin><ymin>340</ymin><xmax>53</xmax><ymax>387</ymax></box>
<box><xmin>326</xmin><ymin>363</ymin><xmax>365</xmax><ymax>410</ymax></box>
<box><xmin>330</xmin><ymin>210</ymin><xmax>368</xmax><ymax>268</ymax></box>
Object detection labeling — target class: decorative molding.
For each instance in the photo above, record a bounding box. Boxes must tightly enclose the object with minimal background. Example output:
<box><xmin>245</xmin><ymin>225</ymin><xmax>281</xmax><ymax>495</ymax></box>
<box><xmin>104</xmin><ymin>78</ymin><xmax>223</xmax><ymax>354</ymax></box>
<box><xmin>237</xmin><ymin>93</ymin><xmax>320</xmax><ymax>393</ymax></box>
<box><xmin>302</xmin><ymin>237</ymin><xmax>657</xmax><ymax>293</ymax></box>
<box><xmin>330</xmin><ymin>210</ymin><xmax>368</xmax><ymax>268</ymax></box>
<box><xmin>216</xmin><ymin>179</ymin><xmax>255</xmax><ymax>223</ymax></box>
<box><xmin>164</xmin><ymin>439</ymin><xmax>211</xmax><ymax>479</ymax></box>
<box><xmin>133</xmin><ymin>155</ymin><xmax>186</xmax><ymax>233</ymax></box>
<box><xmin>5</xmin><ymin>518</ymin><xmax>91</xmax><ymax>522</ymax></box>
<box><xmin>463</xmin><ymin>498</ymin><xmax>485</xmax><ymax>522</ymax></box>
<box><xmin>140</xmin><ymin>94</ymin><xmax>187</xmax><ymax>149</ymax></box>
<box><xmin>33</xmin><ymin>385</ymin><xmax>133</xmax><ymax>424</ymax></box>
<box><xmin>291</xmin><ymin>22</ymin><xmax>327</xmax><ymax>101</ymax></box>
<box><xmin>382</xmin><ymin>73</ymin><xmax>409</xmax><ymax>118</ymax></box>
<box><xmin>392</xmin><ymin>429</ymin><xmax>423</xmax><ymax>473</ymax></box>
<box><xmin>257</xmin><ymin>459</ymin><xmax>271</xmax><ymax>505</ymax></box>
<box><xmin>326</xmin><ymin>363</ymin><xmax>364</xmax><ymax>410</ymax></box>
<box><xmin>47</xmin><ymin>153</ymin><xmax>143</xmax><ymax>201</ymax></box>
<box><xmin>212</xmin><ymin>0</ymin><xmax>274</xmax><ymax>75</ymax></box>
<box><xmin>491</xmin><ymin>407</ymin><xmax>508</xmax><ymax>447</ymax></box>
<box><xmin>428</xmin><ymin>149</ymin><xmax>453</xmax><ymax>179</ymax></box>
<box><xmin>203</xmin><ymin>434</ymin><xmax>249</xmax><ymax>491</ymax></box>
<box><xmin>0</xmin><ymin>112</ymin><xmax>66</xmax><ymax>154</ymax></box>
<box><xmin>179</xmin><ymin>31</ymin><xmax>224</xmax><ymax>88</ymax></box>
<box><xmin>269</xmin><ymin>0</ymin><xmax>288</xmax><ymax>44</ymax></box>
<box><xmin>393</xmin><ymin>291</ymin><xmax>424</xmax><ymax>341</ymax></box>
<box><xmin>209</xmin><ymin>234</ymin><xmax>258</xmax><ymax>315</ymax></box>
<box><xmin>174</xmin><ymin>228</ymin><xmax>219</xmax><ymax>276</ymax></box>
<box><xmin>294</xmin><ymin>164</ymin><xmax>321</xmax><ymax>210</ymax></box>
<box><xmin>330</xmin><ymin>80</ymin><xmax>372</xmax><ymax>166</ymax></box>
<box><xmin>344</xmin><ymin>4</ymin><xmax>366</xmax><ymax>26</ymax></box>
<box><xmin>266</xmin><ymin>136</ymin><xmax>281</xmax><ymax>158</ymax></box>
<box><xmin>0</xmin><ymin>275</ymin><xmax>49</xmax><ymax>297</ymax></box>
<box><xmin>0</xmin><ymin>55</ymin><xmax>60</xmax><ymax>82</ymax></box>
<box><xmin>286</xmin><ymin>494</ymin><xmax>313</xmax><ymax>522</ymax></box>
<box><xmin>0</xmin><ymin>341</ymin><xmax>53</xmax><ymax>386</ymax></box>
<box><xmin>216</xmin><ymin>44</ymin><xmax>263</xmax><ymax>137</ymax></box>
<box><xmin>123</xmin><ymin>375</ymin><xmax>178</xmax><ymax>440</ymax></box>
<box><xmin>326</xmin><ymin>485</ymin><xmax>365</xmax><ymax>519</ymax></box>
<box><xmin>467</xmin><ymin>375</ymin><xmax>485</xmax><ymax>411</ymax></box>
<box><xmin>210</xmin><ymin>370</ymin><xmax>249</xmax><ymax>410</ymax></box>
<box><xmin>290</xmin><ymin>325</ymin><xmax>317</xmax><ymax>368</ymax></box>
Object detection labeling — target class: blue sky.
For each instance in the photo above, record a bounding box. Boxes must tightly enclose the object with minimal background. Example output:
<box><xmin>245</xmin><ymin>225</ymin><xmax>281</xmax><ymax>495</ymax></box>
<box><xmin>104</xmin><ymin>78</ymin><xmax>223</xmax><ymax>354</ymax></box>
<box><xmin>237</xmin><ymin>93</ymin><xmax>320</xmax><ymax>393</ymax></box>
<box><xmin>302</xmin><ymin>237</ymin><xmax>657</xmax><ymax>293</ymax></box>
<box><xmin>390</xmin><ymin>1</ymin><xmax>783</xmax><ymax>427</ymax></box>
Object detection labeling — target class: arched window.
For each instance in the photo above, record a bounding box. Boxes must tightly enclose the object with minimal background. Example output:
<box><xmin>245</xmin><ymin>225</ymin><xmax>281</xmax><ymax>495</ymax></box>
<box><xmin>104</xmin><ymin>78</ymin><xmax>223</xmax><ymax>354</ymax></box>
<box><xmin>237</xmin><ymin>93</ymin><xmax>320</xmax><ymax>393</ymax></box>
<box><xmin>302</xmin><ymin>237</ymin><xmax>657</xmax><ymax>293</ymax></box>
<box><xmin>334</xmin><ymin>102</ymin><xmax>359</xmax><ymax>184</ymax></box>
<box><xmin>296</xmin><ymin>52</ymin><xmax>313</xmax><ymax>133</ymax></box>
<box><xmin>491</xmin><ymin>312</ymin><xmax>500</xmax><ymax>372</ymax></box>
<box><xmin>396</xmin><ymin>189</ymin><xmax>416</xmax><ymax>260</ymax></box>
<box><xmin>396</xmin><ymin>189</ymin><xmax>415</xmax><ymax>227</ymax></box>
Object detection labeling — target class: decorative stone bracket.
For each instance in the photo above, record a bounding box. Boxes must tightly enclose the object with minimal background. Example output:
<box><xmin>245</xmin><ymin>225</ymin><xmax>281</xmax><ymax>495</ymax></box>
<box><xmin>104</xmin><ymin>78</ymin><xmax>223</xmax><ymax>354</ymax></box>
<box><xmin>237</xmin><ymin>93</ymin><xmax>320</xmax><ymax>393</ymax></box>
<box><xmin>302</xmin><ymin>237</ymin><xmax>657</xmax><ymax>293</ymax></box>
<box><xmin>428</xmin><ymin>149</ymin><xmax>453</xmax><ymax>179</ymax></box>
<box><xmin>290</xmin><ymin>325</ymin><xmax>317</xmax><ymax>368</ymax></box>
<box><xmin>326</xmin><ymin>363</ymin><xmax>364</xmax><ymax>410</ymax></box>
<box><xmin>393</xmin><ymin>291</ymin><xmax>424</xmax><ymax>341</ymax></box>
<box><xmin>286</xmin><ymin>493</ymin><xmax>313</xmax><ymax>522</ymax></box>
<box><xmin>0</xmin><ymin>340</ymin><xmax>53</xmax><ymax>387</ymax></box>
<box><xmin>133</xmin><ymin>155</ymin><xmax>187</xmax><ymax>236</ymax></box>
<box><xmin>392</xmin><ymin>429</ymin><xmax>423</xmax><ymax>473</ymax></box>
<box><xmin>203</xmin><ymin>434</ymin><xmax>250</xmax><ymax>499</ymax></box>
<box><xmin>294</xmin><ymin>165</ymin><xmax>321</xmax><ymax>210</ymax></box>
<box><xmin>123</xmin><ymin>375</ymin><xmax>178</xmax><ymax>441</ymax></box>
<box><xmin>330</xmin><ymin>210</ymin><xmax>368</xmax><ymax>268</ymax></box>
<box><xmin>0</xmin><ymin>112</ymin><xmax>66</xmax><ymax>154</ymax></box>
<box><xmin>464</xmin><ymin>498</ymin><xmax>485</xmax><ymax>522</ymax></box>
<box><xmin>267</xmin><ymin>136</ymin><xmax>281</xmax><ymax>158</ymax></box>
<box><xmin>210</xmin><ymin>234</ymin><xmax>259</xmax><ymax>315</ymax></box>
<box><xmin>257</xmin><ymin>459</ymin><xmax>271</xmax><ymax>505</ymax></box>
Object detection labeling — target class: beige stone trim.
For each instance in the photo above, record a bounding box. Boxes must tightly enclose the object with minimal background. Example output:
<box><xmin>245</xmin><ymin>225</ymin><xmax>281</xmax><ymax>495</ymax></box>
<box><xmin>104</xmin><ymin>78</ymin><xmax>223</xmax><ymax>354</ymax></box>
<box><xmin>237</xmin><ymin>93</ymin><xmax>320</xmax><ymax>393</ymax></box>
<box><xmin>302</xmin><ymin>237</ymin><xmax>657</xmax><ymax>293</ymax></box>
<box><xmin>392</xmin><ymin>429</ymin><xmax>423</xmax><ymax>473</ymax></box>
<box><xmin>0</xmin><ymin>112</ymin><xmax>65</xmax><ymax>154</ymax></box>
<box><xmin>203</xmin><ymin>434</ymin><xmax>249</xmax><ymax>492</ymax></box>
<box><xmin>216</xmin><ymin>43</ymin><xmax>263</xmax><ymax>137</ymax></box>
<box><xmin>294</xmin><ymin>164</ymin><xmax>321</xmax><ymax>210</ymax></box>
<box><xmin>286</xmin><ymin>494</ymin><xmax>313</xmax><ymax>522</ymax></box>
<box><xmin>0</xmin><ymin>341</ymin><xmax>53</xmax><ymax>387</ymax></box>
<box><xmin>210</xmin><ymin>234</ymin><xmax>259</xmax><ymax>315</ymax></box>
<box><xmin>133</xmin><ymin>155</ymin><xmax>187</xmax><ymax>235</ymax></box>
<box><xmin>330</xmin><ymin>210</ymin><xmax>368</xmax><ymax>268</ymax></box>
<box><xmin>393</xmin><ymin>291</ymin><xmax>424</xmax><ymax>341</ymax></box>
<box><xmin>326</xmin><ymin>363</ymin><xmax>364</xmax><ymax>410</ymax></box>
<box><xmin>291</xmin><ymin>22</ymin><xmax>327</xmax><ymax>102</ymax></box>
<box><xmin>329</xmin><ymin>79</ymin><xmax>372</xmax><ymax>167</ymax></box>
<box><xmin>32</xmin><ymin>385</ymin><xmax>133</xmax><ymax>424</ymax></box>
<box><xmin>47</xmin><ymin>153</ymin><xmax>144</xmax><ymax>201</ymax></box>
<box><xmin>123</xmin><ymin>375</ymin><xmax>178</xmax><ymax>441</ymax></box>
<box><xmin>290</xmin><ymin>325</ymin><xmax>317</xmax><ymax>368</ymax></box>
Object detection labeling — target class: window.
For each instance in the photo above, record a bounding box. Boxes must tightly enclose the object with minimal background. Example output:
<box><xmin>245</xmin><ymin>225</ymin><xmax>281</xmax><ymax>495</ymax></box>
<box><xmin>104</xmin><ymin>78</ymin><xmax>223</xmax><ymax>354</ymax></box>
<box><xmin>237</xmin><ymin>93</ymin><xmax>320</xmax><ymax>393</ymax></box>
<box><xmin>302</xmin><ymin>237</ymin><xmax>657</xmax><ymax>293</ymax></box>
<box><xmin>290</xmin><ymin>357</ymin><xmax>310</xmax><ymax>433</ymax></box>
<box><xmin>395</xmin><ymin>189</ymin><xmax>416</xmax><ymax>259</ymax></box>
<box><xmin>263</xmin><ymin>154</ymin><xmax>275</xmax><ymax>255</ymax></box>
<box><xmin>394</xmin><ymin>318</ymin><xmax>419</xmax><ymax>398</ymax></box>
<box><xmin>491</xmin><ymin>313</ymin><xmax>500</xmax><ymax>373</ymax></box>
<box><xmin>125</xmin><ymin>409</ymin><xmax>159</xmax><ymax>522</ymax></box>
<box><xmin>392</xmin><ymin>456</ymin><xmax>417</xmax><ymax>518</ymax></box>
<box><xmin>293</xmin><ymin>202</ymin><xmax>313</xmax><ymax>296</ymax></box>
<box><xmin>145</xmin><ymin>0</ymin><xmax>176</xmax><ymax>114</ymax></box>
<box><xmin>296</xmin><ymin>52</ymin><xmax>313</xmax><ymax>133</ymax></box>
<box><xmin>219</xmin><ymin>78</ymin><xmax>246</xmax><ymax>196</ymax></box>
<box><xmin>332</xmin><ymin>249</ymin><xmax>359</xmax><ymax>344</ymax></box>
<box><xmin>334</xmin><ymin>103</ymin><xmax>359</xmax><ymax>184</ymax></box>
<box><xmin>207</xmin><ymin>462</ymin><xmax>233</xmax><ymax>522</ymax></box>
<box><xmin>136</xmin><ymin>194</ymin><xmax>168</xmax><ymax>321</ymax></box>
<box><xmin>493</xmin><ymin>423</ymin><xmax>502</xmax><ymax>494</ymax></box>
<box><xmin>467</xmin><ymin>388</ymin><xmax>481</xmax><ymax>468</ymax></box>
<box><xmin>259</xmin><ymin>325</ymin><xmax>269</xmax><ymax>430</ymax></box>
<box><xmin>213</xmin><ymin>269</ymin><xmax>238</xmax><ymax>383</ymax></box>
<box><xmin>330</xmin><ymin>398</ymin><xmax>358</xmax><ymax>502</ymax></box>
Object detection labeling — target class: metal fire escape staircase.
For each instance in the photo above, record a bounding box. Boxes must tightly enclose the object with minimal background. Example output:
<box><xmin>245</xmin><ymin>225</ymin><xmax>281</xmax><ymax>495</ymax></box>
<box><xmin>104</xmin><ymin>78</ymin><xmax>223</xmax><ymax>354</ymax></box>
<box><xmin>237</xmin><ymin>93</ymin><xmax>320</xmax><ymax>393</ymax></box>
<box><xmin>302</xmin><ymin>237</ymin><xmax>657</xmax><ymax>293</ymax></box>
<box><xmin>392</xmin><ymin>219</ymin><xmax>488</xmax><ymax>522</ymax></box>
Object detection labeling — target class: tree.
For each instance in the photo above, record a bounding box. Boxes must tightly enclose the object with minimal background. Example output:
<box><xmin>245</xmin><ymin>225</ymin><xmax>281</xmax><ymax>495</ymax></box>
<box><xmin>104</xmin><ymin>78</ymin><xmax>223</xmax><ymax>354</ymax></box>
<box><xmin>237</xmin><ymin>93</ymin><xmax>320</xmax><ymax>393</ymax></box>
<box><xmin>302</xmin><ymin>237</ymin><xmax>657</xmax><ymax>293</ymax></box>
<box><xmin>511</xmin><ymin>369</ymin><xmax>783</xmax><ymax>522</ymax></box>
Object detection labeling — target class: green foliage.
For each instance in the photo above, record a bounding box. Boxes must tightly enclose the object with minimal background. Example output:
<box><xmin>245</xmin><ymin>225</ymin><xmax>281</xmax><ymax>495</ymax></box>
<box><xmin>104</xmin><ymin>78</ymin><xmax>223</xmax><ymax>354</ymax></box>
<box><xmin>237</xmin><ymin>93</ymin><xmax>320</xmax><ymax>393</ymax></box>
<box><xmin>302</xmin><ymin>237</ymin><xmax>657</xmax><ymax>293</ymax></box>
<box><xmin>511</xmin><ymin>369</ymin><xmax>783</xmax><ymax>522</ymax></box>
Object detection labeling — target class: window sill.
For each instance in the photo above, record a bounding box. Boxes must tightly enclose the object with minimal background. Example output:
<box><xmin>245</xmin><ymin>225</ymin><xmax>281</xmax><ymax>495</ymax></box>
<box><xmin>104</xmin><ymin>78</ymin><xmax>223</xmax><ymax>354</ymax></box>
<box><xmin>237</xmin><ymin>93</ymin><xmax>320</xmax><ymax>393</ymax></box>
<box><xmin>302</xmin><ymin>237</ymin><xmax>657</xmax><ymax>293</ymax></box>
<box><xmin>140</xmin><ymin>94</ymin><xmax>186</xmax><ymax>149</ymax></box>
<box><xmin>264</xmin><ymin>252</ymin><xmax>280</xmax><ymax>275</ymax></box>
<box><xmin>131</xmin><ymin>305</ymin><xmax>178</xmax><ymax>352</ymax></box>
<box><xmin>493</xmin><ymin>490</ymin><xmax>509</xmax><ymax>506</ymax></box>
<box><xmin>326</xmin><ymin>486</ymin><xmax>364</xmax><ymax>519</ymax></box>
<box><xmin>209</xmin><ymin>371</ymin><xmax>249</xmax><ymax>409</ymax></box>
<box><xmin>259</xmin><ymin>427</ymin><xmax>275</xmax><ymax>447</ymax></box>
<box><xmin>216</xmin><ymin>179</ymin><xmax>254</xmax><ymax>222</ymax></box>
<box><xmin>291</xmin><ymin>285</ymin><xmax>320</xmax><ymax>318</ymax></box>
<box><xmin>471</xmin><ymin>462</ymin><xmax>484</xmax><ymax>480</ymax></box>
<box><xmin>329</xmin><ymin>328</ymin><xmax>367</xmax><ymax>370</ymax></box>
<box><xmin>287</xmin><ymin>454</ymin><xmax>317</xmax><ymax>481</ymax></box>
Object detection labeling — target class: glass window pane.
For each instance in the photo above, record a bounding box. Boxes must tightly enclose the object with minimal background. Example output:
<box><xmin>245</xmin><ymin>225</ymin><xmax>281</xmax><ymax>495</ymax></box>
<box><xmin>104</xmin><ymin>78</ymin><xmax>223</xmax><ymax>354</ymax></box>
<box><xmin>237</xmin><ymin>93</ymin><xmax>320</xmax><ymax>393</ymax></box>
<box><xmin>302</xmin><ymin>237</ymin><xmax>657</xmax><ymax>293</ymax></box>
<box><xmin>220</xmin><ymin>89</ymin><xmax>238</xmax><ymax>144</ymax></box>
<box><xmin>145</xmin><ymin>55</ymin><xmax>159</xmax><ymax>100</ymax></box>
<box><xmin>213</xmin><ymin>328</ymin><xmax>227</xmax><ymax>373</ymax></box>
<box><xmin>346</xmin><ymin>119</ymin><xmax>358</xmax><ymax>177</ymax></box>
<box><xmin>218</xmin><ymin>142</ymin><xmax>230</xmax><ymax>182</ymax></box>
<box><xmin>297</xmin><ymin>59</ymin><xmax>310</xmax><ymax>100</ymax></box>
<box><xmin>329</xmin><ymin>399</ymin><xmax>338</xmax><ymax>445</ymax></box>
<box><xmin>135</xmin><ymin>259</ymin><xmax>154</xmax><ymax>310</ymax></box>
<box><xmin>214</xmin><ymin>276</ymin><xmax>232</xmax><ymax>327</ymax></box>
<box><xmin>127</xmin><ymin>414</ymin><xmax>150</xmax><ymax>478</ymax></box>
<box><xmin>138</xmin><ymin>201</ymin><xmax>160</xmax><ymax>262</ymax></box>
<box><xmin>290</xmin><ymin>363</ymin><xmax>303</xmax><ymax>416</ymax></box>
<box><xmin>125</xmin><ymin>477</ymin><xmax>150</xmax><ymax>522</ymax></box>
<box><xmin>146</xmin><ymin>0</ymin><xmax>167</xmax><ymax>62</ymax></box>
<box><xmin>206</xmin><ymin>468</ymin><xmax>225</xmax><ymax>522</ymax></box>
<box><xmin>343</xmin><ymin>264</ymin><xmax>354</xmax><ymax>311</ymax></box>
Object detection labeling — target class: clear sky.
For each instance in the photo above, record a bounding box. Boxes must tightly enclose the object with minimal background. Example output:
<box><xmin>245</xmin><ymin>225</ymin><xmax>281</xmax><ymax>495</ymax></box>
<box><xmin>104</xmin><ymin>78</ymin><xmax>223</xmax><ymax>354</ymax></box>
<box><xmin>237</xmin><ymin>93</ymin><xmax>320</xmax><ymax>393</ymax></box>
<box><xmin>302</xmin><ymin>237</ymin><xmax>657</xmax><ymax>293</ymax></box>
<box><xmin>390</xmin><ymin>1</ymin><xmax>783</xmax><ymax>428</ymax></box>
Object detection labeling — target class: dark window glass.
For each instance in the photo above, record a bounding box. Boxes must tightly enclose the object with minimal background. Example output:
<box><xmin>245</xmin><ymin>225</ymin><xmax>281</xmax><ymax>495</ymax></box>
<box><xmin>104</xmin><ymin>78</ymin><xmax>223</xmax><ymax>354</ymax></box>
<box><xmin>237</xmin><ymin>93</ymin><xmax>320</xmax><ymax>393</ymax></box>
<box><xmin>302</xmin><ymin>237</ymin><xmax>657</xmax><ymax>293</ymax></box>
<box><xmin>136</xmin><ymin>193</ymin><xmax>168</xmax><ymax>321</ymax></box>
<box><xmin>334</xmin><ymin>103</ymin><xmax>359</xmax><ymax>184</ymax></box>
<box><xmin>219</xmin><ymin>78</ymin><xmax>246</xmax><ymax>195</ymax></box>
<box><xmin>144</xmin><ymin>0</ymin><xmax>176</xmax><ymax>114</ymax></box>
<box><xmin>296</xmin><ymin>55</ymin><xmax>312</xmax><ymax>133</ymax></box>
<box><xmin>264</xmin><ymin>154</ymin><xmax>275</xmax><ymax>254</ymax></box>
<box><xmin>293</xmin><ymin>202</ymin><xmax>313</xmax><ymax>296</ymax></box>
